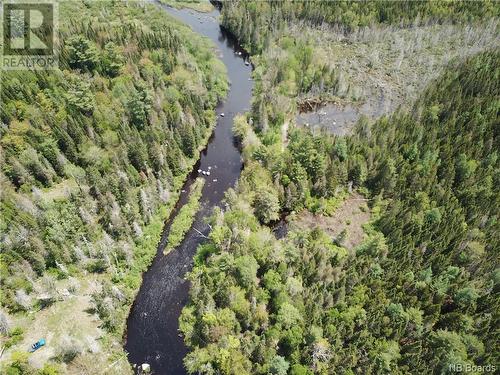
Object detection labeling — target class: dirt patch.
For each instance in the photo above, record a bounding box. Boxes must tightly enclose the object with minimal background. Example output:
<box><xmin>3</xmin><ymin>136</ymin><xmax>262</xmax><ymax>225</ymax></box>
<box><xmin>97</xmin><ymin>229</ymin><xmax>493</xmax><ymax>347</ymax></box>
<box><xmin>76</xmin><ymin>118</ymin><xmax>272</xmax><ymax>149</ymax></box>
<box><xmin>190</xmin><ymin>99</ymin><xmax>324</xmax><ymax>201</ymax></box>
<box><xmin>291</xmin><ymin>193</ymin><xmax>370</xmax><ymax>250</ymax></box>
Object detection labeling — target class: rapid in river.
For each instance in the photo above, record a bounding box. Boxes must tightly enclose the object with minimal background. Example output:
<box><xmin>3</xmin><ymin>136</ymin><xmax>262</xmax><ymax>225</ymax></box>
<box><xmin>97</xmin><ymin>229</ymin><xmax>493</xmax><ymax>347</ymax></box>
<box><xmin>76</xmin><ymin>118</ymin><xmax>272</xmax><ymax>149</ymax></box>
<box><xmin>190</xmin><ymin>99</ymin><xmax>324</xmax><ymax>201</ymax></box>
<box><xmin>124</xmin><ymin>2</ymin><xmax>253</xmax><ymax>374</ymax></box>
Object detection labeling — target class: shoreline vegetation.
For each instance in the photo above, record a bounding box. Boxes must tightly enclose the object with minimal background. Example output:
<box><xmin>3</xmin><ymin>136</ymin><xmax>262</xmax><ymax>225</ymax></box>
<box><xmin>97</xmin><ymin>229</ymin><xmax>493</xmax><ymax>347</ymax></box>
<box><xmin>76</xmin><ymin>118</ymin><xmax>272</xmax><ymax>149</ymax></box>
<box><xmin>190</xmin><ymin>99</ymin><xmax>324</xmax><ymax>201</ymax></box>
<box><xmin>0</xmin><ymin>1</ymin><xmax>227</xmax><ymax>373</ymax></box>
<box><xmin>164</xmin><ymin>177</ymin><xmax>205</xmax><ymax>255</ymax></box>
<box><xmin>159</xmin><ymin>0</ymin><xmax>214</xmax><ymax>13</ymax></box>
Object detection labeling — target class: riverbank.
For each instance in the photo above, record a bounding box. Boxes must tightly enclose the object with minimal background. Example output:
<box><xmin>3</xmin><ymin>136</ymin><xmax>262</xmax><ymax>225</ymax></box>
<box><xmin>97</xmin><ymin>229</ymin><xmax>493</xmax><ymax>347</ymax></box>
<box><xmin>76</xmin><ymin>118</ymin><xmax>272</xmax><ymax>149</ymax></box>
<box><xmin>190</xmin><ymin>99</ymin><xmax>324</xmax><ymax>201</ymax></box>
<box><xmin>124</xmin><ymin>3</ymin><xmax>253</xmax><ymax>373</ymax></box>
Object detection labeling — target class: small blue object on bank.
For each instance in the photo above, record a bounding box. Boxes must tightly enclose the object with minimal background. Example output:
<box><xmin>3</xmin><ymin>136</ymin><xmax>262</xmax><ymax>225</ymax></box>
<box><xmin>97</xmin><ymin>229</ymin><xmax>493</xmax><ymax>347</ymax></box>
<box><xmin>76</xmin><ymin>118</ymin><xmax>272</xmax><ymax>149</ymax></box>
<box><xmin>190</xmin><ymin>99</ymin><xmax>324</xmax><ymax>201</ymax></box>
<box><xmin>28</xmin><ymin>339</ymin><xmax>46</xmax><ymax>352</ymax></box>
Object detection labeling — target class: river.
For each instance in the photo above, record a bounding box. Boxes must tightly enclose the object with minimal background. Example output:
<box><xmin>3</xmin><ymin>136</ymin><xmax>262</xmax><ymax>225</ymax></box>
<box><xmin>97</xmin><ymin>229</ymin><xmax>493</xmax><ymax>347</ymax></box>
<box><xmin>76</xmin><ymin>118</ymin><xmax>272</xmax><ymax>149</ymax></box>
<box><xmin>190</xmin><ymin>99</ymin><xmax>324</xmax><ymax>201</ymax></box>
<box><xmin>124</xmin><ymin>3</ymin><xmax>253</xmax><ymax>374</ymax></box>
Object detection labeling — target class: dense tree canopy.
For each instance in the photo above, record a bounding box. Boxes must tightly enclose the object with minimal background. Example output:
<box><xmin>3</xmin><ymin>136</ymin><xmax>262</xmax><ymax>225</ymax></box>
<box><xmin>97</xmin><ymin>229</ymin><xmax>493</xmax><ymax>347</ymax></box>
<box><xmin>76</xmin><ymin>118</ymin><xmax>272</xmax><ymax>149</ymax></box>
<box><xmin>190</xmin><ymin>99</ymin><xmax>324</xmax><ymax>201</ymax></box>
<box><xmin>1</xmin><ymin>1</ymin><xmax>497</xmax><ymax>373</ymax></box>
<box><xmin>181</xmin><ymin>48</ymin><xmax>499</xmax><ymax>374</ymax></box>
<box><xmin>0</xmin><ymin>1</ymin><xmax>227</xmax><ymax>314</ymax></box>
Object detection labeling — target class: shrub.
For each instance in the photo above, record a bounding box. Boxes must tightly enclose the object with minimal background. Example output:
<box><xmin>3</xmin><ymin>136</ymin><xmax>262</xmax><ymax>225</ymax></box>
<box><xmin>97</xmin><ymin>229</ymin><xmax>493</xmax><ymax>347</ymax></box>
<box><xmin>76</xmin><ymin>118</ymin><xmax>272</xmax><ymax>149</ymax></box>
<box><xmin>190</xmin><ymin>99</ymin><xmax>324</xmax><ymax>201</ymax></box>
<box><xmin>4</xmin><ymin>327</ymin><xmax>24</xmax><ymax>349</ymax></box>
<box><xmin>38</xmin><ymin>363</ymin><xmax>61</xmax><ymax>375</ymax></box>
<box><xmin>54</xmin><ymin>335</ymin><xmax>83</xmax><ymax>363</ymax></box>
<box><xmin>2</xmin><ymin>351</ymin><xmax>31</xmax><ymax>375</ymax></box>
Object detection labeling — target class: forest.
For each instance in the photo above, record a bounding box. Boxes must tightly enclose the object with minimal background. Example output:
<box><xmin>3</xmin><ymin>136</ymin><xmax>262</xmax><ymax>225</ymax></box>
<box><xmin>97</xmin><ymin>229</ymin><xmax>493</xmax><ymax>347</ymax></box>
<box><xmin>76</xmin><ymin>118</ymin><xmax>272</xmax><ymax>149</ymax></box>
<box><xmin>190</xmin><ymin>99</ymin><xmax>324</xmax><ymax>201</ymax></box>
<box><xmin>0</xmin><ymin>1</ymin><xmax>226</xmax><ymax>373</ymax></box>
<box><xmin>0</xmin><ymin>0</ymin><xmax>498</xmax><ymax>374</ymax></box>
<box><xmin>181</xmin><ymin>47</ymin><xmax>499</xmax><ymax>375</ymax></box>
<box><xmin>179</xmin><ymin>1</ymin><xmax>499</xmax><ymax>374</ymax></box>
<box><xmin>220</xmin><ymin>0</ymin><xmax>499</xmax><ymax>54</ymax></box>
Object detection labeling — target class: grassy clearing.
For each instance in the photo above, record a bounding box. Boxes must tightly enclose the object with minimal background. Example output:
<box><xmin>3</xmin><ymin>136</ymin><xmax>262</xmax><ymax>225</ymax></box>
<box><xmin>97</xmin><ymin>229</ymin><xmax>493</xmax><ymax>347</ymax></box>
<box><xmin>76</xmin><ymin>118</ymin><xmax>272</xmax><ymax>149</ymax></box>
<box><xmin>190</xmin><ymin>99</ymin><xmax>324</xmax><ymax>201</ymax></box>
<box><xmin>35</xmin><ymin>178</ymin><xmax>79</xmax><ymax>204</ymax></box>
<box><xmin>164</xmin><ymin>178</ymin><xmax>205</xmax><ymax>255</ymax></box>
<box><xmin>0</xmin><ymin>276</ymin><xmax>131</xmax><ymax>374</ymax></box>
<box><xmin>292</xmin><ymin>193</ymin><xmax>371</xmax><ymax>251</ymax></box>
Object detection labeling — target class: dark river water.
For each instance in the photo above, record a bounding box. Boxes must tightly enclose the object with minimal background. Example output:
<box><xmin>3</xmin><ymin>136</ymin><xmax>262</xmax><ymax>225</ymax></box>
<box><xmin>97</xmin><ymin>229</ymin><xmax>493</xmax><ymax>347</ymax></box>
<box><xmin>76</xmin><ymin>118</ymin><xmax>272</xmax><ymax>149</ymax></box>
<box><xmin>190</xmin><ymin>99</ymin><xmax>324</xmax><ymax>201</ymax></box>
<box><xmin>124</xmin><ymin>3</ymin><xmax>253</xmax><ymax>374</ymax></box>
